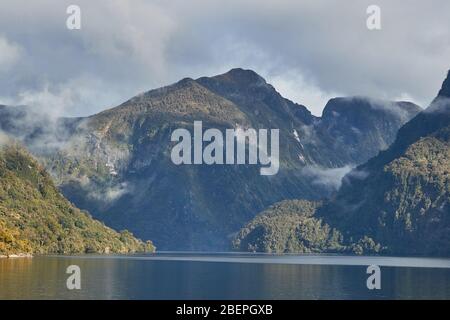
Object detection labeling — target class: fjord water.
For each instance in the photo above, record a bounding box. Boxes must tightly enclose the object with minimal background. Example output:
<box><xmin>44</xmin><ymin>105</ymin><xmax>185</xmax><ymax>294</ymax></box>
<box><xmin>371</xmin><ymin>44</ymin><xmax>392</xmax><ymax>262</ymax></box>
<box><xmin>1</xmin><ymin>254</ymin><xmax>449</xmax><ymax>299</ymax></box>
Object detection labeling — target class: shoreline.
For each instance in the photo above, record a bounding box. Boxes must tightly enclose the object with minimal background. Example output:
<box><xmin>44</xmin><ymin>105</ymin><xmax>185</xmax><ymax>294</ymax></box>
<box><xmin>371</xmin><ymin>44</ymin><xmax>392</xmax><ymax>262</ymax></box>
<box><xmin>0</xmin><ymin>253</ymin><xmax>33</xmax><ymax>259</ymax></box>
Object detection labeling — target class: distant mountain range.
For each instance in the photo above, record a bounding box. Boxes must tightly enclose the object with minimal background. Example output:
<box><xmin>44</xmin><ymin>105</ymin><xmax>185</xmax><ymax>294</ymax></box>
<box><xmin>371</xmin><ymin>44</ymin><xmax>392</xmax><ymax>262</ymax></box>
<box><xmin>235</xmin><ymin>70</ymin><xmax>450</xmax><ymax>257</ymax></box>
<box><xmin>0</xmin><ymin>68</ymin><xmax>422</xmax><ymax>251</ymax></box>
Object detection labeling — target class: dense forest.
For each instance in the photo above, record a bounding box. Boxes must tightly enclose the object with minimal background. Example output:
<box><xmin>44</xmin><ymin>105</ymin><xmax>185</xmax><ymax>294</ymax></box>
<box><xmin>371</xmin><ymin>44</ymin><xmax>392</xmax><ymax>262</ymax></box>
<box><xmin>0</xmin><ymin>143</ymin><xmax>155</xmax><ymax>256</ymax></box>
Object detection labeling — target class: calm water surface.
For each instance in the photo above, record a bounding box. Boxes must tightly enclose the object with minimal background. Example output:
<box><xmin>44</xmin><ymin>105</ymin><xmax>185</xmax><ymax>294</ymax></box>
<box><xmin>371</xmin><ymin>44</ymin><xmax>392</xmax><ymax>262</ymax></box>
<box><xmin>1</xmin><ymin>253</ymin><xmax>449</xmax><ymax>299</ymax></box>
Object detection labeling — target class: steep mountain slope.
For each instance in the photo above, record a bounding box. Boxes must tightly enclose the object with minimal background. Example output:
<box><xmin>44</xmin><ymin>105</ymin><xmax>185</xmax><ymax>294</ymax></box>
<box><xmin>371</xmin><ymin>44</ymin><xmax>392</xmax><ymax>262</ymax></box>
<box><xmin>42</xmin><ymin>75</ymin><xmax>318</xmax><ymax>250</ymax></box>
<box><xmin>0</xmin><ymin>69</ymin><xmax>420</xmax><ymax>250</ymax></box>
<box><xmin>234</xmin><ymin>70</ymin><xmax>450</xmax><ymax>257</ymax></box>
<box><xmin>0</xmin><ymin>142</ymin><xmax>154</xmax><ymax>256</ymax></box>
<box><xmin>317</xmin><ymin>71</ymin><xmax>450</xmax><ymax>256</ymax></box>
<box><xmin>198</xmin><ymin>71</ymin><xmax>420</xmax><ymax>166</ymax></box>
<box><xmin>313</xmin><ymin>97</ymin><xmax>420</xmax><ymax>166</ymax></box>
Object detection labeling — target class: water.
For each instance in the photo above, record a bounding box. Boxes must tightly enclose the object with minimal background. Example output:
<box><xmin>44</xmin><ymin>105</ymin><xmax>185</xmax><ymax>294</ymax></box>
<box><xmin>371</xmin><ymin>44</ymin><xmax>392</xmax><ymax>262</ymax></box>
<box><xmin>1</xmin><ymin>253</ymin><xmax>449</xmax><ymax>299</ymax></box>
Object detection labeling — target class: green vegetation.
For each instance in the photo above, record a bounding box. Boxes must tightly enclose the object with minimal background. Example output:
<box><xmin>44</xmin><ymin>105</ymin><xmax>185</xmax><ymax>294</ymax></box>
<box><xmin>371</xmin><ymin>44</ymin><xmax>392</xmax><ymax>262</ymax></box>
<box><xmin>0</xmin><ymin>143</ymin><xmax>155</xmax><ymax>256</ymax></box>
<box><xmin>232</xmin><ymin>199</ymin><xmax>385</xmax><ymax>254</ymax></box>
<box><xmin>35</xmin><ymin>69</ymin><xmax>417</xmax><ymax>250</ymax></box>
<box><xmin>232</xmin><ymin>200</ymin><xmax>346</xmax><ymax>253</ymax></box>
<box><xmin>235</xmin><ymin>72</ymin><xmax>450</xmax><ymax>257</ymax></box>
<box><xmin>0</xmin><ymin>220</ymin><xmax>32</xmax><ymax>255</ymax></box>
<box><xmin>0</xmin><ymin>69</ymin><xmax>423</xmax><ymax>251</ymax></box>
<box><xmin>319</xmin><ymin>128</ymin><xmax>450</xmax><ymax>256</ymax></box>
<box><xmin>235</xmin><ymin>121</ymin><xmax>449</xmax><ymax>256</ymax></box>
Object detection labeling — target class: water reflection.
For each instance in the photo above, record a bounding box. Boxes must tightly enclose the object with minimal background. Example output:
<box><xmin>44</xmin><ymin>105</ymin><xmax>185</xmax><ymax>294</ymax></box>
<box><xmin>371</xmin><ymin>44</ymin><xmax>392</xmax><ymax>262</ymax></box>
<box><xmin>0</xmin><ymin>255</ymin><xmax>449</xmax><ymax>299</ymax></box>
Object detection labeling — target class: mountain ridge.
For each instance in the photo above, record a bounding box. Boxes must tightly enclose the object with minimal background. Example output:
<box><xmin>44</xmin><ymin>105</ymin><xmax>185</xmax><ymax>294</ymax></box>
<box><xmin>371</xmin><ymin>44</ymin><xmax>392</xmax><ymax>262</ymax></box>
<box><xmin>437</xmin><ymin>70</ymin><xmax>450</xmax><ymax>98</ymax></box>
<box><xmin>317</xmin><ymin>70</ymin><xmax>450</xmax><ymax>256</ymax></box>
<box><xmin>0</xmin><ymin>68</ymin><xmax>421</xmax><ymax>250</ymax></box>
<box><xmin>234</xmin><ymin>69</ymin><xmax>450</xmax><ymax>256</ymax></box>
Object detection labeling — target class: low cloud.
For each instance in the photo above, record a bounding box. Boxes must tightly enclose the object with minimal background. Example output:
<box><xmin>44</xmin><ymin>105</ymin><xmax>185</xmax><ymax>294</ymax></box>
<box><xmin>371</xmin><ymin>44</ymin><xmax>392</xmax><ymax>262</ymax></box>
<box><xmin>0</xmin><ymin>36</ymin><xmax>21</xmax><ymax>72</ymax></box>
<box><xmin>13</xmin><ymin>75</ymin><xmax>124</xmax><ymax>117</ymax></box>
<box><xmin>0</xmin><ymin>131</ymin><xmax>11</xmax><ymax>146</ymax></box>
<box><xmin>0</xmin><ymin>0</ymin><xmax>449</xmax><ymax>117</ymax></box>
<box><xmin>302</xmin><ymin>165</ymin><xmax>353</xmax><ymax>192</ymax></box>
<box><xmin>90</xmin><ymin>182</ymin><xmax>132</xmax><ymax>203</ymax></box>
<box><xmin>270</xmin><ymin>70</ymin><xmax>341</xmax><ymax>116</ymax></box>
<box><xmin>338</xmin><ymin>96</ymin><xmax>421</xmax><ymax>122</ymax></box>
<box><xmin>342</xmin><ymin>168</ymin><xmax>370</xmax><ymax>186</ymax></box>
<box><xmin>365</xmin><ymin>97</ymin><xmax>420</xmax><ymax>122</ymax></box>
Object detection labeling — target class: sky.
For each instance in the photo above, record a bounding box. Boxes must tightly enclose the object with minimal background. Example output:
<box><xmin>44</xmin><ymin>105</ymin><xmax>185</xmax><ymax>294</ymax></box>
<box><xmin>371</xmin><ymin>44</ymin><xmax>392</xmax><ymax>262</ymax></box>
<box><xmin>0</xmin><ymin>0</ymin><xmax>449</xmax><ymax>117</ymax></box>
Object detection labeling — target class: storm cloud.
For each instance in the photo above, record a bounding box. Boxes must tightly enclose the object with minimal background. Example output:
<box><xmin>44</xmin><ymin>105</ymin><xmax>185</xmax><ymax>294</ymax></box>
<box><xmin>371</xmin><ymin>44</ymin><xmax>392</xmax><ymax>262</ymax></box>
<box><xmin>0</xmin><ymin>0</ymin><xmax>449</xmax><ymax>116</ymax></box>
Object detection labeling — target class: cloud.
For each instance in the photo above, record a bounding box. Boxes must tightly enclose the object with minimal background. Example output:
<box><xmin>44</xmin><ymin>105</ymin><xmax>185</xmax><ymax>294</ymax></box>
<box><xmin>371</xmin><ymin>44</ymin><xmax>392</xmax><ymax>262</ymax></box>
<box><xmin>335</xmin><ymin>96</ymin><xmax>421</xmax><ymax>122</ymax></box>
<box><xmin>17</xmin><ymin>85</ymin><xmax>75</xmax><ymax>119</ymax></box>
<box><xmin>14</xmin><ymin>75</ymin><xmax>125</xmax><ymax>117</ymax></box>
<box><xmin>0</xmin><ymin>131</ymin><xmax>11</xmax><ymax>146</ymax></box>
<box><xmin>0</xmin><ymin>0</ymin><xmax>449</xmax><ymax>117</ymax></box>
<box><xmin>89</xmin><ymin>182</ymin><xmax>132</xmax><ymax>203</ymax></box>
<box><xmin>270</xmin><ymin>71</ymin><xmax>341</xmax><ymax>116</ymax></box>
<box><xmin>302</xmin><ymin>165</ymin><xmax>353</xmax><ymax>192</ymax></box>
<box><xmin>0</xmin><ymin>36</ymin><xmax>21</xmax><ymax>72</ymax></box>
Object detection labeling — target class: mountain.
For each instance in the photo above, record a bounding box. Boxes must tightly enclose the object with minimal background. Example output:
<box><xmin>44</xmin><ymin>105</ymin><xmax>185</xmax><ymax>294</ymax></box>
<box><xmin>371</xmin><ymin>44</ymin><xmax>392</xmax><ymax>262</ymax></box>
<box><xmin>437</xmin><ymin>71</ymin><xmax>450</xmax><ymax>98</ymax></box>
<box><xmin>0</xmin><ymin>141</ymin><xmax>155</xmax><ymax>256</ymax></box>
<box><xmin>235</xmin><ymin>70</ymin><xmax>450</xmax><ymax>257</ymax></box>
<box><xmin>314</xmin><ymin>97</ymin><xmax>420</xmax><ymax>166</ymax></box>
<box><xmin>232</xmin><ymin>199</ymin><xmax>382</xmax><ymax>254</ymax></box>
<box><xmin>197</xmin><ymin>69</ymin><xmax>420</xmax><ymax>167</ymax></box>
<box><xmin>318</xmin><ymin>70</ymin><xmax>450</xmax><ymax>256</ymax></box>
<box><xmin>232</xmin><ymin>200</ymin><xmax>346</xmax><ymax>253</ymax></box>
<box><xmin>0</xmin><ymin>69</ymin><xmax>420</xmax><ymax>250</ymax></box>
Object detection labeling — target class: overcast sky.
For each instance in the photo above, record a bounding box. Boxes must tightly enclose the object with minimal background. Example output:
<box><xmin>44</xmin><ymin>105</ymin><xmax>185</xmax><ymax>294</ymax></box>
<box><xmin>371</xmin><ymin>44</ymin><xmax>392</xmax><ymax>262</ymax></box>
<box><xmin>0</xmin><ymin>0</ymin><xmax>449</xmax><ymax>117</ymax></box>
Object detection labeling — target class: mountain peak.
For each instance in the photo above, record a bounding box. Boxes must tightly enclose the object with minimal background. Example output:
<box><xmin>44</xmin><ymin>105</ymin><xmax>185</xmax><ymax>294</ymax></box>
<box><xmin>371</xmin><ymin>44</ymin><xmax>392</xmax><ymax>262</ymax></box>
<box><xmin>437</xmin><ymin>70</ymin><xmax>450</xmax><ymax>98</ymax></box>
<box><xmin>176</xmin><ymin>77</ymin><xmax>196</xmax><ymax>86</ymax></box>
<box><xmin>321</xmin><ymin>96</ymin><xmax>421</xmax><ymax>121</ymax></box>
<box><xmin>225</xmin><ymin>67</ymin><xmax>263</xmax><ymax>78</ymax></box>
<box><xmin>208</xmin><ymin>68</ymin><xmax>267</xmax><ymax>87</ymax></box>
